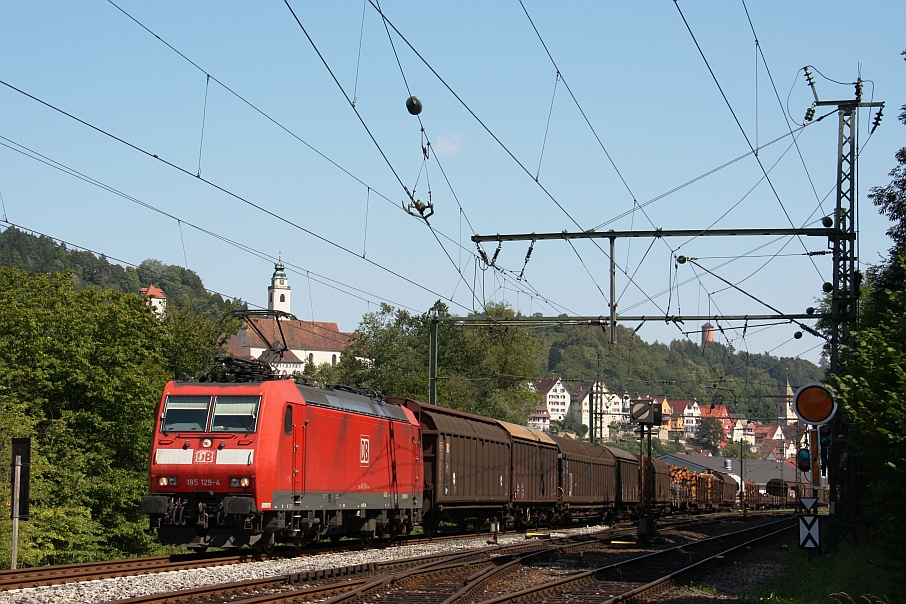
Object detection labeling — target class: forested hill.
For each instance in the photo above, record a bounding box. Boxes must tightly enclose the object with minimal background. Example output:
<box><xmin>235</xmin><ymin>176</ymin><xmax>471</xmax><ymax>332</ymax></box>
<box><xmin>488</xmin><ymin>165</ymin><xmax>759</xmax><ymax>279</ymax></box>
<box><xmin>0</xmin><ymin>226</ymin><xmax>241</xmax><ymax>313</ymax></box>
<box><xmin>536</xmin><ymin>322</ymin><xmax>825</xmax><ymax>421</ymax></box>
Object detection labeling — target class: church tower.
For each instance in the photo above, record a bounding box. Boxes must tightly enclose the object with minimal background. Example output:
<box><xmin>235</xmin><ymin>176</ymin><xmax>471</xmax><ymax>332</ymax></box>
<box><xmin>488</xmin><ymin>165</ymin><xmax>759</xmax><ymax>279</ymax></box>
<box><xmin>267</xmin><ymin>261</ymin><xmax>291</xmax><ymax>314</ymax></box>
<box><xmin>775</xmin><ymin>379</ymin><xmax>797</xmax><ymax>425</ymax></box>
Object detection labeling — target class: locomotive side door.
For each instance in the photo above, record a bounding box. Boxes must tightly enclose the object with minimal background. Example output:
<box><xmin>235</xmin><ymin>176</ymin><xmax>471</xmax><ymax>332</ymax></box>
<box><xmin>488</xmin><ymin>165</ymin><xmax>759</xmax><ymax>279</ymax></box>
<box><xmin>280</xmin><ymin>403</ymin><xmax>304</xmax><ymax>500</ymax></box>
<box><xmin>291</xmin><ymin>404</ymin><xmax>304</xmax><ymax>498</ymax></box>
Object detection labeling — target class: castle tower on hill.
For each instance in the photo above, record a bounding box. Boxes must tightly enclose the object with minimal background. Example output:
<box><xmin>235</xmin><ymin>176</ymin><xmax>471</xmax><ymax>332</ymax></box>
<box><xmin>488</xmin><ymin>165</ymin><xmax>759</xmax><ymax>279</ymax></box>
<box><xmin>267</xmin><ymin>261</ymin><xmax>291</xmax><ymax>314</ymax></box>
<box><xmin>701</xmin><ymin>322</ymin><xmax>714</xmax><ymax>346</ymax></box>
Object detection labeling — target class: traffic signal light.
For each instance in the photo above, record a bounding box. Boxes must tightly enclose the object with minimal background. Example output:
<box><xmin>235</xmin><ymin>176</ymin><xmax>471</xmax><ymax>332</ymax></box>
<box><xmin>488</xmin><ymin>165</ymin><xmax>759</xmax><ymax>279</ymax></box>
<box><xmin>819</xmin><ymin>424</ymin><xmax>832</xmax><ymax>473</ymax></box>
<box><xmin>797</xmin><ymin>448</ymin><xmax>811</xmax><ymax>473</ymax></box>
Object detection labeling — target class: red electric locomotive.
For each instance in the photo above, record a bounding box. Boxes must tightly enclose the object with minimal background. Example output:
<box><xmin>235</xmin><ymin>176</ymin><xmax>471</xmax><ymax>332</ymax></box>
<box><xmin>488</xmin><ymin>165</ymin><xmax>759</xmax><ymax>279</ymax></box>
<box><xmin>141</xmin><ymin>380</ymin><xmax>422</xmax><ymax>550</ymax></box>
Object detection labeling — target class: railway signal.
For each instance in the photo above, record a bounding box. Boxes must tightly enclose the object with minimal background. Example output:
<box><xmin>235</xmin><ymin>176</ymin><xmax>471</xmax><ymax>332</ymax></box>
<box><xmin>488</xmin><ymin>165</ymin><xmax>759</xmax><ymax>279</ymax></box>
<box><xmin>797</xmin><ymin>448</ymin><xmax>812</xmax><ymax>473</ymax></box>
<box><xmin>793</xmin><ymin>383</ymin><xmax>837</xmax><ymax>425</ymax></box>
<box><xmin>819</xmin><ymin>424</ymin><xmax>832</xmax><ymax>473</ymax></box>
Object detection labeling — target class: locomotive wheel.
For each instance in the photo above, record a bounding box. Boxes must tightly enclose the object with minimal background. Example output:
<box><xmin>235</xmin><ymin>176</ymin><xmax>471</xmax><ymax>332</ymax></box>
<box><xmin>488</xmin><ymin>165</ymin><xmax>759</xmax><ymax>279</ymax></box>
<box><xmin>257</xmin><ymin>533</ymin><xmax>276</xmax><ymax>554</ymax></box>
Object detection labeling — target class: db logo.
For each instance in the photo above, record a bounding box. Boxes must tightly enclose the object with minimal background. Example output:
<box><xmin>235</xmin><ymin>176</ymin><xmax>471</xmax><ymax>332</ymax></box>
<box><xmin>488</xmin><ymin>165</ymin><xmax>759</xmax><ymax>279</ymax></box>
<box><xmin>360</xmin><ymin>436</ymin><xmax>370</xmax><ymax>466</ymax></box>
<box><xmin>194</xmin><ymin>450</ymin><xmax>215</xmax><ymax>464</ymax></box>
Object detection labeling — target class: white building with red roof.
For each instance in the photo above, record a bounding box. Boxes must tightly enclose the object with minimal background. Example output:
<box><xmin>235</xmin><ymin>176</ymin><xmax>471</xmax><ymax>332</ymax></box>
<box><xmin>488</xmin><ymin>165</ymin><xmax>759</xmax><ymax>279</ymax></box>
<box><xmin>139</xmin><ymin>283</ymin><xmax>167</xmax><ymax>315</ymax></box>
<box><xmin>225</xmin><ymin>318</ymin><xmax>352</xmax><ymax>375</ymax></box>
<box><xmin>534</xmin><ymin>377</ymin><xmax>570</xmax><ymax>423</ymax></box>
<box><xmin>222</xmin><ymin>263</ymin><xmax>353</xmax><ymax>375</ymax></box>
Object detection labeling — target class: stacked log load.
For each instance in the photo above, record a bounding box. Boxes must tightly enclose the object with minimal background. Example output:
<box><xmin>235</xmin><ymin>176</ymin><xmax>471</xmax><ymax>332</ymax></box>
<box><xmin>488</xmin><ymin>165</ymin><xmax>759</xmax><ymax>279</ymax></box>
<box><xmin>668</xmin><ymin>465</ymin><xmax>696</xmax><ymax>510</ymax></box>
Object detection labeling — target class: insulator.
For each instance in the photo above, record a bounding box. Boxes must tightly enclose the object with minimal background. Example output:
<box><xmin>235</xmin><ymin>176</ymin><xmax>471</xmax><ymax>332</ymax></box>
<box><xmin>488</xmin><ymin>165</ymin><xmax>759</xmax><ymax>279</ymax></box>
<box><xmin>803</xmin><ymin>106</ymin><xmax>816</xmax><ymax>125</ymax></box>
<box><xmin>855</xmin><ymin>79</ymin><xmax>863</xmax><ymax>102</ymax></box>
<box><xmin>803</xmin><ymin>67</ymin><xmax>816</xmax><ymax>88</ymax></box>
<box><xmin>871</xmin><ymin>106</ymin><xmax>884</xmax><ymax>133</ymax></box>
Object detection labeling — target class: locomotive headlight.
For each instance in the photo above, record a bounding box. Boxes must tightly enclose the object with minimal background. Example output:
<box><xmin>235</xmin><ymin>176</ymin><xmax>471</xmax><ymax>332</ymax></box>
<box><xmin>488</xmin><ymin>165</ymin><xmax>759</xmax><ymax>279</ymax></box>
<box><xmin>230</xmin><ymin>478</ymin><xmax>239</xmax><ymax>487</ymax></box>
<box><xmin>202</xmin><ymin>438</ymin><xmax>213</xmax><ymax>448</ymax></box>
<box><xmin>158</xmin><ymin>476</ymin><xmax>168</xmax><ymax>487</ymax></box>
<box><xmin>230</xmin><ymin>477</ymin><xmax>251</xmax><ymax>488</ymax></box>
<box><xmin>158</xmin><ymin>476</ymin><xmax>177</xmax><ymax>487</ymax></box>
<box><xmin>240</xmin><ymin>477</ymin><xmax>251</xmax><ymax>487</ymax></box>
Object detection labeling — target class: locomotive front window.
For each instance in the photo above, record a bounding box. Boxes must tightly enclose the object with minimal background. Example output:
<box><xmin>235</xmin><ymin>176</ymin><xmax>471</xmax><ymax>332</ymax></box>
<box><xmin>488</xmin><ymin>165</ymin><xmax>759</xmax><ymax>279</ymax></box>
<box><xmin>162</xmin><ymin>396</ymin><xmax>212</xmax><ymax>432</ymax></box>
<box><xmin>211</xmin><ymin>396</ymin><xmax>260</xmax><ymax>433</ymax></box>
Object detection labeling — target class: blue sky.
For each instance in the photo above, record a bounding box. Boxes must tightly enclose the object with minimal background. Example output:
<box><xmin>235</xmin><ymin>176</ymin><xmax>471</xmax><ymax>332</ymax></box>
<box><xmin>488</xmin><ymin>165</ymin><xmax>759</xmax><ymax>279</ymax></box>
<box><xmin>1</xmin><ymin>1</ymin><xmax>904</xmax><ymax>368</ymax></box>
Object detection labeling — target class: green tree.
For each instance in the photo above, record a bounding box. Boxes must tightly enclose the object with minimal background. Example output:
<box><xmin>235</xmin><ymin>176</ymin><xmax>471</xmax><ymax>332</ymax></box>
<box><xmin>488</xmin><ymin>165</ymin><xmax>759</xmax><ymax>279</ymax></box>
<box><xmin>826</xmin><ymin>50</ymin><xmax>906</xmax><ymax>577</ymax></box>
<box><xmin>335</xmin><ymin>301</ymin><xmax>542</xmax><ymax>423</ymax></box>
<box><xmin>0</xmin><ymin>268</ymin><xmax>236</xmax><ymax>566</ymax></box>
<box><xmin>696</xmin><ymin>417</ymin><xmax>724</xmax><ymax>454</ymax></box>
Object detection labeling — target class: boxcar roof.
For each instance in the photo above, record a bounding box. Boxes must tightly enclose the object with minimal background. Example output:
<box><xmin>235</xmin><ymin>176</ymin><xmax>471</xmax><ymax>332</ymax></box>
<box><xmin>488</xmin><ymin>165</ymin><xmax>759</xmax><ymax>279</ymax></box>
<box><xmin>551</xmin><ymin>436</ymin><xmax>615</xmax><ymax>465</ymax></box>
<box><xmin>604</xmin><ymin>445</ymin><xmax>639</xmax><ymax>463</ymax></box>
<box><xmin>497</xmin><ymin>421</ymin><xmax>557</xmax><ymax>446</ymax></box>
<box><xmin>389</xmin><ymin>397</ymin><xmax>509</xmax><ymax>443</ymax></box>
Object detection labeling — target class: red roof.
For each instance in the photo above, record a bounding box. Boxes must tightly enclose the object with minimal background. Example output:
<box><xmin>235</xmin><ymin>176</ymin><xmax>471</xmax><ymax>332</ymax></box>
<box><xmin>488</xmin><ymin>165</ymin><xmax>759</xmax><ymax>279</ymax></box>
<box><xmin>700</xmin><ymin>404</ymin><xmax>729</xmax><ymax>419</ymax></box>
<box><xmin>535</xmin><ymin>378</ymin><xmax>560</xmax><ymax>396</ymax></box>
<box><xmin>241</xmin><ymin>318</ymin><xmax>352</xmax><ymax>352</ymax></box>
<box><xmin>139</xmin><ymin>284</ymin><xmax>166</xmax><ymax>299</ymax></box>
<box><xmin>667</xmin><ymin>400</ymin><xmax>690</xmax><ymax>415</ymax></box>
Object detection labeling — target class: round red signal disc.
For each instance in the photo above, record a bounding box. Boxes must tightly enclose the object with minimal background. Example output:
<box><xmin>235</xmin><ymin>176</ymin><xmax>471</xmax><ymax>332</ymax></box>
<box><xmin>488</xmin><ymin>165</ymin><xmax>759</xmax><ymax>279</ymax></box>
<box><xmin>793</xmin><ymin>383</ymin><xmax>837</xmax><ymax>425</ymax></box>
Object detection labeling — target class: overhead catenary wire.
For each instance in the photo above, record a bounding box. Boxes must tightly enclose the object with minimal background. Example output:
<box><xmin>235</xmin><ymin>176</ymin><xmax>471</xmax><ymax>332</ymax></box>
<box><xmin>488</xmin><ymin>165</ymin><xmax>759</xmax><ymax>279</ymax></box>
<box><xmin>364</xmin><ymin>2</ymin><xmax>696</xmax><ymax>321</ymax></box>
<box><xmin>672</xmin><ymin>0</ymin><xmax>824</xmax><ymax>281</ymax></box>
<box><xmin>105</xmin><ymin>0</ymin><xmax>541</xmax><ymax>307</ymax></box>
<box><xmin>0</xmin><ymin>133</ymin><xmax>421</xmax><ymax>314</ymax></box>
<box><xmin>0</xmin><ymin>77</ymin><xmax>482</xmax><ymax>314</ymax></box>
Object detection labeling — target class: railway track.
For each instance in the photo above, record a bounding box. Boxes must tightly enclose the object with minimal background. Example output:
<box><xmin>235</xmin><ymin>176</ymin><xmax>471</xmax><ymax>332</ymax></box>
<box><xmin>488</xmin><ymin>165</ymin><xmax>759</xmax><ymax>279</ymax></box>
<box><xmin>0</xmin><ymin>530</ymin><xmax>493</xmax><ymax>592</ymax></box>
<box><xmin>0</xmin><ymin>550</ymin><xmax>274</xmax><ymax>591</ymax></box>
<box><xmin>91</xmin><ymin>513</ymin><xmax>781</xmax><ymax>604</ymax></box>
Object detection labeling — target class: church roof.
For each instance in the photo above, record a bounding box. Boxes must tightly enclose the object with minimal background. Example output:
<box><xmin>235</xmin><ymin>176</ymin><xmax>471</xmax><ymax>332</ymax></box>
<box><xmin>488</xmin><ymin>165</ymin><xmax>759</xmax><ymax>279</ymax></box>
<box><xmin>240</xmin><ymin>318</ymin><xmax>352</xmax><ymax>353</ymax></box>
<box><xmin>271</xmin><ymin>261</ymin><xmax>287</xmax><ymax>280</ymax></box>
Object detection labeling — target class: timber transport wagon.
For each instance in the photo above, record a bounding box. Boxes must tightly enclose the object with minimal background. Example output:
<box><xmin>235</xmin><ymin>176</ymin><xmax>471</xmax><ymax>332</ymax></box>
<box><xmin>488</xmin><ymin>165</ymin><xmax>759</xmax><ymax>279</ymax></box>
<box><xmin>551</xmin><ymin>436</ymin><xmax>616</xmax><ymax>520</ymax></box>
<box><xmin>390</xmin><ymin>398</ymin><xmax>510</xmax><ymax>531</ymax></box>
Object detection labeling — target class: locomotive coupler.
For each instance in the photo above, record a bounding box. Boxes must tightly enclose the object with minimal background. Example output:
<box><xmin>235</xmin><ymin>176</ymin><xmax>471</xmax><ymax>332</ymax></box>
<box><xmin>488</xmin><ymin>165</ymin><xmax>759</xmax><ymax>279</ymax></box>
<box><xmin>196</xmin><ymin>502</ymin><xmax>209</xmax><ymax>530</ymax></box>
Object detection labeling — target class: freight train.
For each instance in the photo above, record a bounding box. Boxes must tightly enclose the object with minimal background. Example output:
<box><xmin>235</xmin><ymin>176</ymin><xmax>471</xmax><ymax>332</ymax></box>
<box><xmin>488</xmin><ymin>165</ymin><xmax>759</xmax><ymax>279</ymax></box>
<box><xmin>142</xmin><ymin>378</ymin><xmax>686</xmax><ymax>551</ymax></box>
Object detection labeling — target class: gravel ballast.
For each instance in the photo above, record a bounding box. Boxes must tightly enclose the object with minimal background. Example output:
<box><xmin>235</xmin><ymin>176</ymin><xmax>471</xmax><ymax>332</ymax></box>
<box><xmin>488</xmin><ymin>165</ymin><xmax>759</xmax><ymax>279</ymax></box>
<box><xmin>0</xmin><ymin>526</ymin><xmax>606</xmax><ymax>604</ymax></box>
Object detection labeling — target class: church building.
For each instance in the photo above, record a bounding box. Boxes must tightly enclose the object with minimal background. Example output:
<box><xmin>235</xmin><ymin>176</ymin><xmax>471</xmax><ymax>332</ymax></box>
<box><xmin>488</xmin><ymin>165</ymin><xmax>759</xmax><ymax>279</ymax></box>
<box><xmin>224</xmin><ymin>261</ymin><xmax>352</xmax><ymax>375</ymax></box>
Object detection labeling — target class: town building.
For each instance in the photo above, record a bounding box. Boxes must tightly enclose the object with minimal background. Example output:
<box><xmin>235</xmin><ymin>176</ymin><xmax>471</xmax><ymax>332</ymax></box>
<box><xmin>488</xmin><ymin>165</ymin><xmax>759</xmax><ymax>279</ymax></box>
<box><xmin>528</xmin><ymin>404</ymin><xmax>551</xmax><ymax>432</ymax></box>
<box><xmin>222</xmin><ymin>262</ymin><xmax>352</xmax><ymax>375</ymax></box>
<box><xmin>139</xmin><ymin>284</ymin><xmax>167</xmax><ymax>315</ymax></box>
<box><xmin>667</xmin><ymin>399</ymin><xmax>701</xmax><ymax>437</ymax></box>
<box><xmin>699</xmin><ymin>403</ymin><xmax>733</xmax><ymax>447</ymax></box>
<box><xmin>568</xmin><ymin>380</ymin><xmax>623</xmax><ymax>441</ymax></box>
<box><xmin>534</xmin><ymin>377</ymin><xmax>570</xmax><ymax>423</ymax></box>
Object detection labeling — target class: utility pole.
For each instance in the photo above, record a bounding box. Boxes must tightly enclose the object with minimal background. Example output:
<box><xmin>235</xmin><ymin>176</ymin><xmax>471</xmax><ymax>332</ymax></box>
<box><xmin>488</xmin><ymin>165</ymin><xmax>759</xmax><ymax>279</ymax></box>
<box><xmin>808</xmin><ymin>70</ymin><xmax>884</xmax><ymax>548</ymax></box>
<box><xmin>428</xmin><ymin>309</ymin><xmax>438</xmax><ymax>406</ymax></box>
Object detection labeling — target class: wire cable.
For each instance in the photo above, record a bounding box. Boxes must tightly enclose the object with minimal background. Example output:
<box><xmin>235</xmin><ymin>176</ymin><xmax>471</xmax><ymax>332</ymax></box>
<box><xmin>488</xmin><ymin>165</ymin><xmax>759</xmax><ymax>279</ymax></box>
<box><xmin>672</xmin><ymin>0</ymin><xmax>823</xmax><ymax>279</ymax></box>
<box><xmin>0</xmin><ymin>133</ymin><xmax>421</xmax><ymax>314</ymax></box>
<box><xmin>0</xmin><ymin>77</ymin><xmax>474</xmax><ymax>312</ymax></box>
